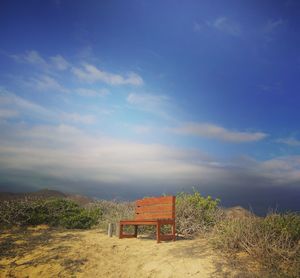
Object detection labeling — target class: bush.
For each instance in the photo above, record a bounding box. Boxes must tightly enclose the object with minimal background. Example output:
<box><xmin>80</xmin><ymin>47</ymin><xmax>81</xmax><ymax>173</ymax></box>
<box><xmin>89</xmin><ymin>200</ymin><xmax>135</xmax><ymax>228</ymax></box>
<box><xmin>176</xmin><ymin>190</ymin><xmax>221</xmax><ymax>236</ymax></box>
<box><xmin>0</xmin><ymin>198</ymin><xmax>101</xmax><ymax>229</ymax></box>
<box><xmin>212</xmin><ymin>212</ymin><xmax>300</xmax><ymax>277</ymax></box>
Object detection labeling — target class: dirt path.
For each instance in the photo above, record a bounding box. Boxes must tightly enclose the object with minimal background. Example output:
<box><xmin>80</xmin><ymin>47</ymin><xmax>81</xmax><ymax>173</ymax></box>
<box><xmin>0</xmin><ymin>226</ymin><xmax>257</xmax><ymax>278</ymax></box>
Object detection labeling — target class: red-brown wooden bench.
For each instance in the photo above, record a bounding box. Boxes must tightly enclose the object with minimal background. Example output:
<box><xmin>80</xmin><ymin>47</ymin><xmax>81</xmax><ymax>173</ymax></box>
<box><xmin>119</xmin><ymin>196</ymin><xmax>176</xmax><ymax>243</ymax></box>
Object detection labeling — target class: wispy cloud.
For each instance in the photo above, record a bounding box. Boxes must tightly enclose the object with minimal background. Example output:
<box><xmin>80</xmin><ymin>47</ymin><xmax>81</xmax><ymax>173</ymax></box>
<box><xmin>0</xmin><ymin>89</ymin><xmax>98</xmax><ymax>125</ymax></box>
<box><xmin>193</xmin><ymin>22</ymin><xmax>204</xmax><ymax>32</ymax></box>
<box><xmin>11</xmin><ymin>50</ymin><xmax>48</xmax><ymax>68</ymax></box>
<box><xmin>194</xmin><ymin>17</ymin><xmax>241</xmax><ymax>36</ymax></box>
<box><xmin>0</xmin><ymin>89</ymin><xmax>49</xmax><ymax>116</ymax></box>
<box><xmin>127</xmin><ymin>92</ymin><xmax>170</xmax><ymax>117</ymax></box>
<box><xmin>262</xmin><ymin>19</ymin><xmax>285</xmax><ymax>43</ymax></box>
<box><xmin>172</xmin><ymin>122</ymin><xmax>267</xmax><ymax>143</ymax></box>
<box><xmin>75</xmin><ymin>88</ymin><xmax>109</xmax><ymax>97</ymax></box>
<box><xmin>50</xmin><ymin>55</ymin><xmax>70</xmax><ymax>71</ymax></box>
<box><xmin>72</xmin><ymin>64</ymin><xmax>143</xmax><ymax>86</ymax></box>
<box><xmin>261</xmin><ymin>156</ymin><xmax>300</xmax><ymax>183</ymax></box>
<box><xmin>27</xmin><ymin>75</ymin><xmax>69</xmax><ymax>93</ymax></box>
<box><xmin>61</xmin><ymin>112</ymin><xmax>96</xmax><ymax>125</ymax></box>
<box><xmin>0</xmin><ymin>109</ymin><xmax>19</xmax><ymax>119</ymax></box>
<box><xmin>131</xmin><ymin>124</ymin><xmax>152</xmax><ymax>134</ymax></box>
<box><xmin>11</xmin><ymin>50</ymin><xmax>70</xmax><ymax>71</ymax></box>
<box><xmin>263</xmin><ymin>19</ymin><xmax>284</xmax><ymax>34</ymax></box>
<box><xmin>213</xmin><ymin>17</ymin><xmax>241</xmax><ymax>36</ymax></box>
<box><xmin>276</xmin><ymin>137</ymin><xmax>300</xmax><ymax>146</ymax></box>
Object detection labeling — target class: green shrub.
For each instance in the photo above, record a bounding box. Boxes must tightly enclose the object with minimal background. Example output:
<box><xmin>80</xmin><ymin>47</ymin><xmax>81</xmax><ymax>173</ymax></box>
<box><xmin>176</xmin><ymin>189</ymin><xmax>221</xmax><ymax>236</ymax></box>
<box><xmin>263</xmin><ymin>213</ymin><xmax>300</xmax><ymax>242</ymax></box>
<box><xmin>0</xmin><ymin>198</ymin><xmax>101</xmax><ymax>229</ymax></box>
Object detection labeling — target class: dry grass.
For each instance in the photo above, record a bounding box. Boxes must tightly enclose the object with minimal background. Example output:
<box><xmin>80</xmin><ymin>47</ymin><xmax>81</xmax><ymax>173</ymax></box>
<box><xmin>211</xmin><ymin>212</ymin><xmax>300</xmax><ymax>277</ymax></box>
<box><xmin>89</xmin><ymin>199</ymin><xmax>135</xmax><ymax>228</ymax></box>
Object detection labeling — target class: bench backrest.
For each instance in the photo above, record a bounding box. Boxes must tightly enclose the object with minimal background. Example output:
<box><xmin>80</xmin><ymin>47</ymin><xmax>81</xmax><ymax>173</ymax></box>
<box><xmin>135</xmin><ymin>196</ymin><xmax>175</xmax><ymax>220</ymax></box>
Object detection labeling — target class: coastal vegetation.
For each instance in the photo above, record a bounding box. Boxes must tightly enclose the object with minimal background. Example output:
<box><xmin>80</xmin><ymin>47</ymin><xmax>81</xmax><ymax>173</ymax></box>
<box><xmin>0</xmin><ymin>189</ymin><xmax>299</xmax><ymax>277</ymax></box>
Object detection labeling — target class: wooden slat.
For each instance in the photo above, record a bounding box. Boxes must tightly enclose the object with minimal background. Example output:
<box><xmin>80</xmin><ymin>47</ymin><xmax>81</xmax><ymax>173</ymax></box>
<box><xmin>120</xmin><ymin>220</ymin><xmax>158</xmax><ymax>225</ymax></box>
<box><xmin>121</xmin><ymin>219</ymin><xmax>175</xmax><ymax>224</ymax></box>
<box><xmin>135</xmin><ymin>212</ymin><xmax>173</xmax><ymax>220</ymax></box>
<box><xmin>136</xmin><ymin>196</ymin><xmax>174</xmax><ymax>206</ymax></box>
<box><xmin>135</xmin><ymin>211</ymin><xmax>173</xmax><ymax>217</ymax></box>
<box><xmin>157</xmin><ymin>219</ymin><xmax>175</xmax><ymax>224</ymax></box>
<box><xmin>134</xmin><ymin>196</ymin><xmax>175</xmax><ymax>220</ymax></box>
<box><xmin>136</xmin><ymin>204</ymin><xmax>173</xmax><ymax>213</ymax></box>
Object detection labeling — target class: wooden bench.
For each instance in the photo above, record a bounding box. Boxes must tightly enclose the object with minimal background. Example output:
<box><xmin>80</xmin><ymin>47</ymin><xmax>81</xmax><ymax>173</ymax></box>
<box><xmin>119</xmin><ymin>196</ymin><xmax>176</xmax><ymax>243</ymax></box>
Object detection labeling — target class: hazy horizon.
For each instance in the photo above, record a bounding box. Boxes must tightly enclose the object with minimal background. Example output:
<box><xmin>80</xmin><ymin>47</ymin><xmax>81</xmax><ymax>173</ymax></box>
<box><xmin>1</xmin><ymin>1</ymin><xmax>300</xmax><ymax>216</ymax></box>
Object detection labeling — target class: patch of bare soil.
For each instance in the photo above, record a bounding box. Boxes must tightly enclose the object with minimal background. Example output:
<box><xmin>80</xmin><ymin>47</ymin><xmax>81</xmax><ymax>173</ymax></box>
<box><xmin>0</xmin><ymin>226</ymin><xmax>261</xmax><ymax>278</ymax></box>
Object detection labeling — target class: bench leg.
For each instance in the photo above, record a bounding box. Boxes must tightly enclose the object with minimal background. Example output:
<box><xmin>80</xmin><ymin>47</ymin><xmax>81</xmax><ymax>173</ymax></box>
<box><xmin>134</xmin><ymin>225</ymin><xmax>138</xmax><ymax>237</ymax></box>
<box><xmin>172</xmin><ymin>222</ymin><xmax>176</xmax><ymax>241</ymax></box>
<box><xmin>156</xmin><ymin>222</ymin><xmax>161</xmax><ymax>243</ymax></box>
<box><xmin>119</xmin><ymin>223</ymin><xmax>123</xmax><ymax>239</ymax></box>
<box><xmin>119</xmin><ymin>224</ymin><xmax>138</xmax><ymax>239</ymax></box>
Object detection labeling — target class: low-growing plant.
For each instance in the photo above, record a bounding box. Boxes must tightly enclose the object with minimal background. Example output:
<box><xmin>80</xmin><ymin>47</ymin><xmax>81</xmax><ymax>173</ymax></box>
<box><xmin>0</xmin><ymin>198</ymin><xmax>101</xmax><ymax>229</ymax></box>
<box><xmin>211</xmin><ymin>212</ymin><xmax>300</xmax><ymax>277</ymax></box>
<box><xmin>176</xmin><ymin>189</ymin><xmax>222</xmax><ymax>236</ymax></box>
<box><xmin>89</xmin><ymin>199</ymin><xmax>135</xmax><ymax>229</ymax></box>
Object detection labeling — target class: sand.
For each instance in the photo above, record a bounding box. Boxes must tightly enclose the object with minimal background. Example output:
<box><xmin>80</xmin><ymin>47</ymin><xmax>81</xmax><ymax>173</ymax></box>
<box><xmin>0</xmin><ymin>226</ymin><xmax>257</xmax><ymax>278</ymax></box>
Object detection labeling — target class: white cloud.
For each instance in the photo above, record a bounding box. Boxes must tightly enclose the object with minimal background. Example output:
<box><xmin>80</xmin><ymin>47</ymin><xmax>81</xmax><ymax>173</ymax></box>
<box><xmin>261</xmin><ymin>156</ymin><xmax>300</xmax><ymax>183</ymax></box>
<box><xmin>127</xmin><ymin>93</ymin><xmax>168</xmax><ymax>106</ymax></box>
<box><xmin>212</xmin><ymin>17</ymin><xmax>241</xmax><ymax>36</ymax></box>
<box><xmin>50</xmin><ymin>55</ymin><xmax>69</xmax><ymax>70</ymax></box>
<box><xmin>0</xmin><ymin>89</ymin><xmax>49</xmax><ymax>116</ymax></box>
<box><xmin>131</xmin><ymin>125</ymin><xmax>152</xmax><ymax>134</ymax></box>
<box><xmin>11</xmin><ymin>50</ymin><xmax>70</xmax><ymax>71</ymax></box>
<box><xmin>61</xmin><ymin>112</ymin><xmax>96</xmax><ymax>125</ymax></box>
<box><xmin>72</xmin><ymin>64</ymin><xmax>143</xmax><ymax>86</ymax></box>
<box><xmin>75</xmin><ymin>88</ymin><xmax>109</xmax><ymax>97</ymax></box>
<box><xmin>173</xmin><ymin>122</ymin><xmax>267</xmax><ymax>143</ymax></box>
<box><xmin>276</xmin><ymin>137</ymin><xmax>300</xmax><ymax>147</ymax></box>
<box><xmin>127</xmin><ymin>93</ymin><xmax>170</xmax><ymax>117</ymax></box>
<box><xmin>0</xmin><ymin>109</ymin><xmax>19</xmax><ymax>119</ymax></box>
<box><xmin>28</xmin><ymin>75</ymin><xmax>69</xmax><ymax>93</ymax></box>
<box><xmin>11</xmin><ymin>50</ymin><xmax>48</xmax><ymax>68</ymax></box>
<box><xmin>0</xmin><ymin>89</ymin><xmax>97</xmax><ymax>126</ymax></box>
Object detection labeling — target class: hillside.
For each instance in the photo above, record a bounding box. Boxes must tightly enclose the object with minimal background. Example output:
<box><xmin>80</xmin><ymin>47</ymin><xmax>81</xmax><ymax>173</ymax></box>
<box><xmin>0</xmin><ymin>189</ymin><xmax>66</xmax><ymax>201</ymax></box>
<box><xmin>0</xmin><ymin>189</ymin><xmax>93</xmax><ymax>206</ymax></box>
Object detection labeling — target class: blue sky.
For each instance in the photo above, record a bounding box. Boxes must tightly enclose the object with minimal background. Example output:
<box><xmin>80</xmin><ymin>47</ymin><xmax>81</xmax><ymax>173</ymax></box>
<box><xmin>0</xmin><ymin>0</ymin><xmax>300</xmax><ymax>210</ymax></box>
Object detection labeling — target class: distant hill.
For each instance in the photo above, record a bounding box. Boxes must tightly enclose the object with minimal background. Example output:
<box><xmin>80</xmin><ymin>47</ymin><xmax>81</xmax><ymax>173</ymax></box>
<box><xmin>0</xmin><ymin>189</ymin><xmax>93</xmax><ymax>206</ymax></box>
<box><xmin>0</xmin><ymin>189</ymin><xmax>66</xmax><ymax>201</ymax></box>
<box><xmin>66</xmin><ymin>194</ymin><xmax>94</xmax><ymax>206</ymax></box>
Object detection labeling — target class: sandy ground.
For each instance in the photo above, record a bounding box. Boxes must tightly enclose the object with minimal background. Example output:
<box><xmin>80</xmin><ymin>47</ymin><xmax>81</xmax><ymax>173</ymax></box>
<box><xmin>0</xmin><ymin>226</ymin><xmax>259</xmax><ymax>278</ymax></box>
